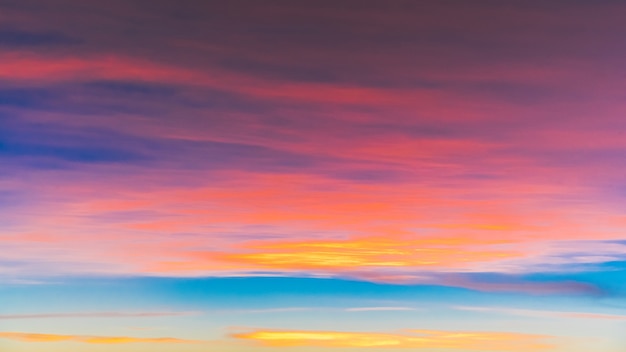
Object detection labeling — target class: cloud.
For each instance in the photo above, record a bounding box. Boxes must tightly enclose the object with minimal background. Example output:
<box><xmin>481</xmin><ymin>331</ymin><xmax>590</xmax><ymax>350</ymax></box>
<box><xmin>222</xmin><ymin>307</ymin><xmax>312</xmax><ymax>314</ymax></box>
<box><xmin>0</xmin><ymin>332</ymin><xmax>201</xmax><ymax>344</ymax></box>
<box><xmin>345</xmin><ymin>307</ymin><xmax>419</xmax><ymax>312</ymax></box>
<box><xmin>434</xmin><ymin>275</ymin><xmax>602</xmax><ymax>296</ymax></box>
<box><xmin>0</xmin><ymin>51</ymin><xmax>434</xmax><ymax>108</ymax></box>
<box><xmin>196</xmin><ymin>236</ymin><xmax>524</xmax><ymax>272</ymax></box>
<box><xmin>2</xmin><ymin>0</ymin><xmax>626</xmax><ymax>289</ymax></box>
<box><xmin>0</xmin><ymin>28</ymin><xmax>80</xmax><ymax>47</ymax></box>
<box><xmin>232</xmin><ymin>328</ymin><xmax>556</xmax><ymax>350</ymax></box>
<box><xmin>0</xmin><ymin>311</ymin><xmax>199</xmax><ymax>319</ymax></box>
<box><xmin>455</xmin><ymin>306</ymin><xmax>626</xmax><ymax>321</ymax></box>
<box><xmin>0</xmin><ymin>53</ymin><xmax>198</xmax><ymax>84</ymax></box>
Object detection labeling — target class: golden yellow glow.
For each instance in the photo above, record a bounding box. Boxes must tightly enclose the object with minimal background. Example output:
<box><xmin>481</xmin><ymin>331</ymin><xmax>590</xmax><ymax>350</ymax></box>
<box><xmin>232</xmin><ymin>328</ymin><xmax>555</xmax><ymax>350</ymax></box>
<box><xmin>211</xmin><ymin>236</ymin><xmax>522</xmax><ymax>271</ymax></box>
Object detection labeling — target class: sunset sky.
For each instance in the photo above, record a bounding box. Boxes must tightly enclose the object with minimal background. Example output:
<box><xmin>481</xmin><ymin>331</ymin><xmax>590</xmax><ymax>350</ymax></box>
<box><xmin>2</xmin><ymin>1</ymin><xmax>626</xmax><ymax>351</ymax></box>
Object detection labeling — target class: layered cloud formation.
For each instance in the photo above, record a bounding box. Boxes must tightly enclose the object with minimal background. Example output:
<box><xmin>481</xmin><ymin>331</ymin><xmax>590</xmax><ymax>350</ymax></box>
<box><xmin>2</xmin><ymin>1</ymin><xmax>625</xmax><ymax>282</ymax></box>
<box><xmin>2</xmin><ymin>1</ymin><xmax>626</xmax><ymax>351</ymax></box>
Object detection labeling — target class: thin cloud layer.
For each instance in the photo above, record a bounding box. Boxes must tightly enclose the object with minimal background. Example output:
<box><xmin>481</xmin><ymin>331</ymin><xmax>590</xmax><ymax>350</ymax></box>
<box><xmin>0</xmin><ymin>332</ymin><xmax>200</xmax><ymax>344</ymax></box>
<box><xmin>455</xmin><ymin>306</ymin><xmax>626</xmax><ymax>321</ymax></box>
<box><xmin>232</xmin><ymin>328</ymin><xmax>556</xmax><ymax>350</ymax></box>
<box><xmin>0</xmin><ymin>311</ymin><xmax>198</xmax><ymax>319</ymax></box>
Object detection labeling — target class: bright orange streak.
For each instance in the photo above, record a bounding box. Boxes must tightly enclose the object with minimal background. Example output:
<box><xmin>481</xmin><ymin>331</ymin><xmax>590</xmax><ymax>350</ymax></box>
<box><xmin>207</xmin><ymin>236</ymin><xmax>522</xmax><ymax>271</ymax></box>
<box><xmin>233</xmin><ymin>328</ymin><xmax>555</xmax><ymax>350</ymax></box>
<box><xmin>0</xmin><ymin>332</ymin><xmax>200</xmax><ymax>344</ymax></box>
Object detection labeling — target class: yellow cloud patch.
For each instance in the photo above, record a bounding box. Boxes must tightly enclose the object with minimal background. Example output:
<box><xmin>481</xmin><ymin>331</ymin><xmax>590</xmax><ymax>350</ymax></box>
<box><xmin>0</xmin><ymin>332</ymin><xmax>199</xmax><ymax>344</ymax></box>
<box><xmin>211</xmin><ymin>236</ymin><xmax>521</xmax><ymax>271</ymax></box>
<box><xmin>232</xmin><ymin>328</ymin><xmax>555</xmax><ymax>350</ymax></box>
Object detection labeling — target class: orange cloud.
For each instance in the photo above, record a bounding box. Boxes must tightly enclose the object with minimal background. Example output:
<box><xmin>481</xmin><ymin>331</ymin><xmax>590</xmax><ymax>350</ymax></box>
<box><xmin>95</xmin><ymin>171</ymin><xmax>622</xmax><ymax>279</ymax></box>
<box><xmin>232</xmin><ymin>328</ymin><xmax>555</xmax><ymax>350</ymax></box>
<box><xmin>201</xmin><ymin>236</ymin><xmax>523</xmax><ymax>272</ymax></box>
<box><xmin>10</xmin><ymin>165</ymin><xmax>623</xmax><ymax>282</ymax></box>
<box><xmin>0</xmin><ymin>332</ymin><xmax>200</xmax><ymax>344</ymax></box>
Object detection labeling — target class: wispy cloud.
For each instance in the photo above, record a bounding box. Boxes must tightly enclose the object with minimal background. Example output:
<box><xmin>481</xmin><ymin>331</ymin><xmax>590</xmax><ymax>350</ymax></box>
<box><xmin>345</xmin><ymin>307</ymin><xmax>419</xmax><ymax>312</ymax></box>
<box><xmin>232</xmin><ymin>328</ymin><xmax>556</xmax><ymax>350</ymax></box>
<box><xmin>222</xmin><ymin>307</ymin><xmax>312</xmax><ymax>314</ymax></box>
<box><xmin>0</xmin><ymin>311</ymin><xmax>199</xmax><ymax>320</ymax></box>
<box><xmin>455</xmin><ymin>306</ymin><xmax>626</xmax><ymax>320</ymax></box>
<box><xmin>221</xmin><ymin>306</ymin><xmax>419</xmax><ymax>314</ymax></box>
<box><xmin>434</xmin><ymin>275</ymin><xmax>601</xmax><ymax>296</ymax></box>
<box><xmin>0</xmin><ymin>332</ymin><xmax>201</xmax><ymax>344</ymax></box>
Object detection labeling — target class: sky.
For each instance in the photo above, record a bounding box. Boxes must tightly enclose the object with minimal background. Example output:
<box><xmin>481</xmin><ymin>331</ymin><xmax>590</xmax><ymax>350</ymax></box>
<box><xmin>1</xmin><ymin>0</ymin><xmax>626</xmax><ymax>351</ymax></box>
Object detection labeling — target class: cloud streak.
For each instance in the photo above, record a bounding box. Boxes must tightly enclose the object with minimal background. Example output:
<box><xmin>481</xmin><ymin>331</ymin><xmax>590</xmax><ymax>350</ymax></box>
<box><xmin>204</xmin><ymin>236</ymin><xmax>523</xmax><ymax>271</ymax></box>
<box><xmin>455</xmin><ymin>306</ymin><xmax>626</xmax><ymax>321</ymax></box>
<box><xmin>0</xmin><ymin>311</ymin><xmax>199</xmax><ymax>320</ymax></box>
<box><xmin>345</xmin><ymin>307</ymin><xmax>419</xmax><ymax>312</ymax></box>
<box><xmin>232</xmin><ymin>328</ymin><xmax>556</xmax><ymax>350</ymax></box>
<box><xmin>0</xmin><ymin>331</ymin><xmax>201</xmax><ymax>344</ymax></box>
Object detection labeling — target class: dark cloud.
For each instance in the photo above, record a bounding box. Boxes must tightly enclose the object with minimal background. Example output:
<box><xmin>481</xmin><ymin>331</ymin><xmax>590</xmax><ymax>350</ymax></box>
<box><xmin>83</xmin><ymin>80</ymin><xmax>179</xmax><ymax>97</ymax></box>
<box><xmin>2</xmin><ymin>0</ymin><xmax>625</xmax><ymax>80</ymax></box>
<box><xmin>218</xmin><ymin>58</ymin><xmax>339</xmax><ymax>84</ymax></box>
<box><xmin>0</xmin><ymin>141</ymin><xmax>146</xmax><ymax>164</ymax></box>
<box><xmin>0</xmin><ymin>88</ymin><xmax>55</xmax><ymax>108</ymax></box>
<box><xmin>0</xmin><ymin>114</ymin><xmax>330</xmax><ymax>172</ymax></box>
<box><xmin>0</xmin><ymin>27</ymin><xmax>80</xmax><ymax>47</ymax></box>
